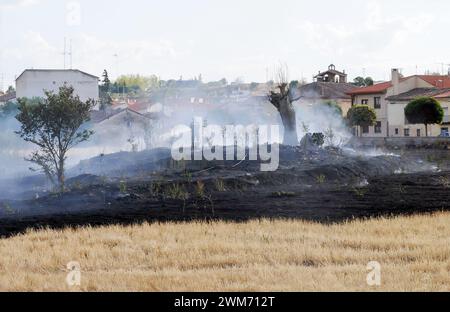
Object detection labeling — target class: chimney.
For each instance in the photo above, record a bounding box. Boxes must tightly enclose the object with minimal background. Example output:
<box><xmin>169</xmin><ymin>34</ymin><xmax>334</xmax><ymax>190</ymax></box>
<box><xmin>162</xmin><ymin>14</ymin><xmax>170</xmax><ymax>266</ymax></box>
<box><xmin>391</xmin><ymin>68</ymin><xmax>400</xmax><ymax>95</ymax></box>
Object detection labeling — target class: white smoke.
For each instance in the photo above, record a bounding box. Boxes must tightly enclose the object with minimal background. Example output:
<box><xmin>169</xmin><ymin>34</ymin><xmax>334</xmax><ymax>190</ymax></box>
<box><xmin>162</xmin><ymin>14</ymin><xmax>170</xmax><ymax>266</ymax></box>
<box><xmin>294</xmin><ymin>100</ymin><xmax>352</xmax><ymax>146</ymax></box>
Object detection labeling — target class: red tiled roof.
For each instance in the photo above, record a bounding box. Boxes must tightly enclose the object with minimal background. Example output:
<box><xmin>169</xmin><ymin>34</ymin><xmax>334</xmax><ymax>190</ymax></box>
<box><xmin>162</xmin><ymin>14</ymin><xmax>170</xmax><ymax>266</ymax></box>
<box><xmin>128</xmin><ymin>101</ymin><xmax>152</xmax><ymax>112</ymax></box>
<box><xmin>347</xmin><ymin>75</ymin><xmax>450</xmax><ymax>96</ymax></box>
<box><xmin>347</xmin><ymin>81</ymin><xmax>392</xmax><ymax>95</ymax></box>
<box><xmin>416</xmin><ymin>75</ymin><xmax>450</xmax><ymax>88</ymax></box>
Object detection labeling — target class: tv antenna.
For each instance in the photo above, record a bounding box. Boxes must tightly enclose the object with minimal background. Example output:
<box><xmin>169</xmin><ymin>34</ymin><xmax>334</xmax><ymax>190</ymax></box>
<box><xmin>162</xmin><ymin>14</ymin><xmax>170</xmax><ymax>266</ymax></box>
<box><xmin>62</xmin><ymin>37</ymin><xmax>73</xmax><ymax>69</ymax></box>
<box><xmin>436</xmin><ymin>62</ymin><xmax>450</xmax><ymax>75</ymax></box>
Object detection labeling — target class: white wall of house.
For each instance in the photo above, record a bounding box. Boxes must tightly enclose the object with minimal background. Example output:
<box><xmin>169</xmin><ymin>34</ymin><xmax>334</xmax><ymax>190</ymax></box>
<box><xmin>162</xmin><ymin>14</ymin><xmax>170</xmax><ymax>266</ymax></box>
<box><xmin>388</xmin><ymin>99</ymin><xmax>450</xmax><ymax>137</ymax></box>
<box><xmin>386</xmin><ymin>75</ymin><xmax>433</xmax><ymax>98</ymax></box>
<box><xmin>16</xmin><ymin>69</ymin><xmax>99</xmax><ymax>102</ymax></box>
<box><xmin>351</xmin><ymin>69</ymin><xmax>447</xmax><ymax>137</ymax></box>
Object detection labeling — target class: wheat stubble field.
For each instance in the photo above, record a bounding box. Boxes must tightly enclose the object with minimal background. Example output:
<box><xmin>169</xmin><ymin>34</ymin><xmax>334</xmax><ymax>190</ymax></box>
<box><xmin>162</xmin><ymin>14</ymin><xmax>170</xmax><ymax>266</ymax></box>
<box><xmin>0</xmin><ymin>212</ymin><xmax>449</xmax><ymax>292</ymax></box>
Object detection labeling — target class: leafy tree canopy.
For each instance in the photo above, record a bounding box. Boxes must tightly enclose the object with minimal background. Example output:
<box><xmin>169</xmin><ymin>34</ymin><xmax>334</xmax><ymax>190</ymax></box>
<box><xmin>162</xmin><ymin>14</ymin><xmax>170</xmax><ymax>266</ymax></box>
<box><xmin>114</xmin><ymin>74</ymin><xmax>160</xmax><ymax>94</ymax></box>
<box><xmin>347</xmin><ymin>105</ymin><xmax>377</xmax><ymax>127</ymax></box>
<box><xmin>321</xmin><ymin>100</ymin><xmax>343</xmax><ymax>116</ymax></box>
<box><xmin>405</xmin><ymin>97</ymin><xmax>444</xmax><ymax>125</ymax></box>
<box><xmin>353</xmin><ymin>76</ymin><xmax>374</xmax><ymax>87</ymax></box>
<box><xmin>405</xmin><ymin>97</ymin><xmax>444</xmax><ymax>136</ymax></box>
<box><xmin>15</xmin><ymin>86</ymin><xmax>95</xmax><ymax>191</ymax></box>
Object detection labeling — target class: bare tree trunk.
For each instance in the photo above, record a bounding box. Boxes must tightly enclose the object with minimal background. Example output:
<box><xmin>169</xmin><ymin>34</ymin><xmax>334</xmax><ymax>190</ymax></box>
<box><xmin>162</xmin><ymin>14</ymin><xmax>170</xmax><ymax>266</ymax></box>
<box><xmin>279</xmin><ymin>96</ymin><xmax>298</xmax><ymax>145</ymax></box>
<box><xmin>269</xmin><ymin>83</ymin><xmax>298</xmax><ymax>146</ymax></box>
<box><xmin>58</xmin><ymin>157</ymin><xmax>65</xmax><ymax>193</ymax></box>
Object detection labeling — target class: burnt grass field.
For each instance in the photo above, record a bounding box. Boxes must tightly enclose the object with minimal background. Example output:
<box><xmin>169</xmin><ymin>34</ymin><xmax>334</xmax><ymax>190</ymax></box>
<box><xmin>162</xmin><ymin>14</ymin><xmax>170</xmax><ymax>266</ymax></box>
<box><xmin>0</xmin><ymin>145</ymin><xmax>449</xmax><ymax>237</ymax></box>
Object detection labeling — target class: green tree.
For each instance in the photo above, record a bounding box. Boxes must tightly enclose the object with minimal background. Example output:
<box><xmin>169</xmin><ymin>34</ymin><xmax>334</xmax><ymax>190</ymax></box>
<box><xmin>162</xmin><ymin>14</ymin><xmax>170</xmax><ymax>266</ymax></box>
<box><xmin>99</xmin><ymin>70</ymin><xmax>113</xmax><ymax>110</ymax></box>
<box><xmin>6</xmin><ymin>85</ymin><xmax>15</xmax><ymax>94</ymax></box>
<box><xmin>353</xmin><ymin>77</ymin><xmax>374</xmax><ymax>87</ymax></box>
<box><xmin>321</xmin><ymin>100</ymin><xmax>343</xmax><ymax>116</ymax></box>
<box><xmin>289</xmin><ymin>80</ymin><xmax>300</xmax><ymax>90</ymax></box>
<box><xmin>99</xmin><ymin>91</ymin><xmax>113</xmax><ymax>111</ymax></box>
<box><xmin>347</xmin><ymin>105</ymin><xmax>377</xmax><ymax>137</ymax></box>
<box><xmin>405</xmin><ymin>97</ymin><xmax>444</xmax><ymax>137</ymax></box>
<box><xmin>115</xmin><ymin>74</ymin><xmax>160</xmax><ymax>94</ymax></box>
<box><xmin>364</xmin><ymin>77</ymin><xmax>374</xmax><ymax>86</ymax></box>
<box><xmin>16</xmin><ymin>86</ymin><xmax>95</xmax><ymax>192</ymax></box>
<box><xmin>100</xmin><ymin>69</ymin><xmax>111</xmax><ymax>92</ymax></box>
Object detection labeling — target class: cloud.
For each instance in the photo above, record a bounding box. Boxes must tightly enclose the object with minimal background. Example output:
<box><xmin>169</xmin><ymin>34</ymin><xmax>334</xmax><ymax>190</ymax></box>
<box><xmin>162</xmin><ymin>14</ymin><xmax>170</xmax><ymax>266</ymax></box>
<box><xmin>0</xmin><ymin>0</ymin><xmax>40</xmax><ymax>10</ymax></box>
<box><xmin>294</xmin><ymin>1</ymin><xmax>434</xmax><ymax>69</ymax></box>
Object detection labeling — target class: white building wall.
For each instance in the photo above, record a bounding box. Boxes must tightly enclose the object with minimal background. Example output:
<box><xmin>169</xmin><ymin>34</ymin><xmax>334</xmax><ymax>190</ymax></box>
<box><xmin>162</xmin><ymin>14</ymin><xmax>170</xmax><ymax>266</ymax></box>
<box><xmin>352</xmin><ymin>73</ymin><xmax>440</xmax><ymax>137</ymax></box>
<box><xmin>388</xmin><ymin>99</ymin><xmax>450</xmax><ymax>137</ymax></box>
<box><xmin>16</xmin><ymin>70</ymin><xmax>99</xmax><ymax>102</ymax></box>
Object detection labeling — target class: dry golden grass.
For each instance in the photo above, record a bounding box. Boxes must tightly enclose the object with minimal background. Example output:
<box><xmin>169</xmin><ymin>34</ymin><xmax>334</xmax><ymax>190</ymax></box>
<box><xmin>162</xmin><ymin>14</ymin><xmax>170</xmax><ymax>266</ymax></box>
<box><xmin>0</xmin><ymin>212</ymin><xmax>449</xmax><ymax>292</ymax></box>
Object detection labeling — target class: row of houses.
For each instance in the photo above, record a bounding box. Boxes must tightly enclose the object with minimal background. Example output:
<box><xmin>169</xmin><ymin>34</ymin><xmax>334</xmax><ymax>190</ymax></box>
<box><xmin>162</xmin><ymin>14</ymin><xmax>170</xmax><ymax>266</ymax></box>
<box><xmin>348</xmin><ymin>69</ymin><xmax>450</xmax><ymax>137</ymax></box>
<box><xmin>4</xmin><ymin>67</ymin><xmax>450</xmax><ymax>139</ymax></box>
<box><xmin>296</xmin><ymin>65</ymin><xmax>450</xmax><ymax>137</ymax></box>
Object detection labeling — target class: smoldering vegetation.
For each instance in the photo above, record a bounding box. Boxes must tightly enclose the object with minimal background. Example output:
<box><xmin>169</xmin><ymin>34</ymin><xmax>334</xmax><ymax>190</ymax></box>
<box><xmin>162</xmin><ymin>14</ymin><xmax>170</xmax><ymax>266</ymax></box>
<box><xmin>0</xmin><ymin>87</ymin><xmax>449</xmax><ymax>230</ymax></box>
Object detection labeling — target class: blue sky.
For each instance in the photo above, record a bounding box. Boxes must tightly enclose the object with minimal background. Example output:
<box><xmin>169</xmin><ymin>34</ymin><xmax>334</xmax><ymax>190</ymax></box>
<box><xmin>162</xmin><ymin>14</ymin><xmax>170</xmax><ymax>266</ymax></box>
<box><xmin>1</xmin><ymin>0</ymin><xmax>450</xmax><ymax>90</ymax></box>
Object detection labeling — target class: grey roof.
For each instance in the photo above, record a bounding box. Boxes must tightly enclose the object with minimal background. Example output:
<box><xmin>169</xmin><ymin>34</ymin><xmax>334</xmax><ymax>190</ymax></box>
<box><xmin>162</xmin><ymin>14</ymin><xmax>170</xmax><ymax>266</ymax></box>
<box><xmin>298</xmin><ymin>82</ymin><xmax>357</xmax><ymax>100</ymax></box>
<box><xmin>16</xmin><ymin>69</ymin><xmax>99</xmax><ymax>81</ymax></box>
<box><xmin>90</xmin><ymin>108</ymin><xmax>157</xmax><ymax>124</ymax></box>
<box><xmin>386</xmin><ymin>88</ymin><xmax>450</xmax><ymax>102</ymax></box>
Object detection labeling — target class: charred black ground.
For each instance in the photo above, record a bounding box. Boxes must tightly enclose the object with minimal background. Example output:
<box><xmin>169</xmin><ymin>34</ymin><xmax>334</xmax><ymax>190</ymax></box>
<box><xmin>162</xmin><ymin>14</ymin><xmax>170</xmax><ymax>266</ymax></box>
<box><xmin>0</xmin><ymin>145</ymin><xmax>449</xmax><ymax>238</ymax></box>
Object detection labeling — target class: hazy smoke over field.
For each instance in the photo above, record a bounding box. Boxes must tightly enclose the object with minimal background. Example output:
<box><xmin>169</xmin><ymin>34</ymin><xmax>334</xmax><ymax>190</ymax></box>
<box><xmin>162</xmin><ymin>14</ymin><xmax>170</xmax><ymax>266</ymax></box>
<box><xmin>0</xmin><ymin>116</ymin><xmax>32</xmax><ymax>178</ymax></box>
<box><xmin>0</xmin><ymin>86</ymin><xmax>353</xmax><ymax>200</ymax></box>
<box><xmin>0</xmin><ymin>95</ymin><xmax>350</xmax><ymax>176</ymax></box>
<box><xmin>293</xmin><ymin>101</ymin><xmax>352</xmax><ymax>146</ymax></box>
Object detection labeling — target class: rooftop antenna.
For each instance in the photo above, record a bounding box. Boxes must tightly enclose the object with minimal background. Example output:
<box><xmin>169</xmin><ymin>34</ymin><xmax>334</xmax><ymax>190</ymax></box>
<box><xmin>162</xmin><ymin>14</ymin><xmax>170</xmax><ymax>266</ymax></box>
<box><xmin>113</xmin><ymin>53</ymin><xmax>119</xmax><ymax>78</ymax></box>
<box><xmin>435</xmin><ymin>62</ymin><xmax>450</xmax><ymax>75</ymax></box>
<box><xmin>62</xmin><ymin>37</ymin><xmax>67</xmax><ymax>69</ymax></box>
<box><xmin>69</xmin><ymin>39</ymin><xmax>73</xmax><ymax>69</ymax></box>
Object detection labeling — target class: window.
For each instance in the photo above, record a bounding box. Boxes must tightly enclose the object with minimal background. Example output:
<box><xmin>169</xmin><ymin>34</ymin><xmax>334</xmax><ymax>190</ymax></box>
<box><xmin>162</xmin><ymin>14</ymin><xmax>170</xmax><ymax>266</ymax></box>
<box><xmin>361</xmin><ymin>99</ymin><xmax>369</xmax><ymax>105</ymax></box>
<box><xmin>375</xmin><ymin>122</ymin><xmax>382</xmax><ymax>134</ymax></box>
<box><xmin>404</xmin><ymin>129</ymin><xmax>410</xmax><ymax>137</ymax></box>
<box><xmin>362</xmin><ymin>126</ymin><xmax>369</xmax><ymax>134</ymax></box>
<box><xmin>443</xmin><ymin>107</ymin><xmax>449</xmax><ymax>123</ymax></box>
<box><xmin>374</xmin><ymin>97</ymin><xmax>381</xmax><ymax>109</ymax></box>
<box><xmin>417</xmin><ymin>129</ymin><xmax>421</xmax><ymax>137</ymax></box>
<box><xmin>395</xmin><ymin>128</ymin><xmax>399</xmax><ymax>135</ymax></box>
